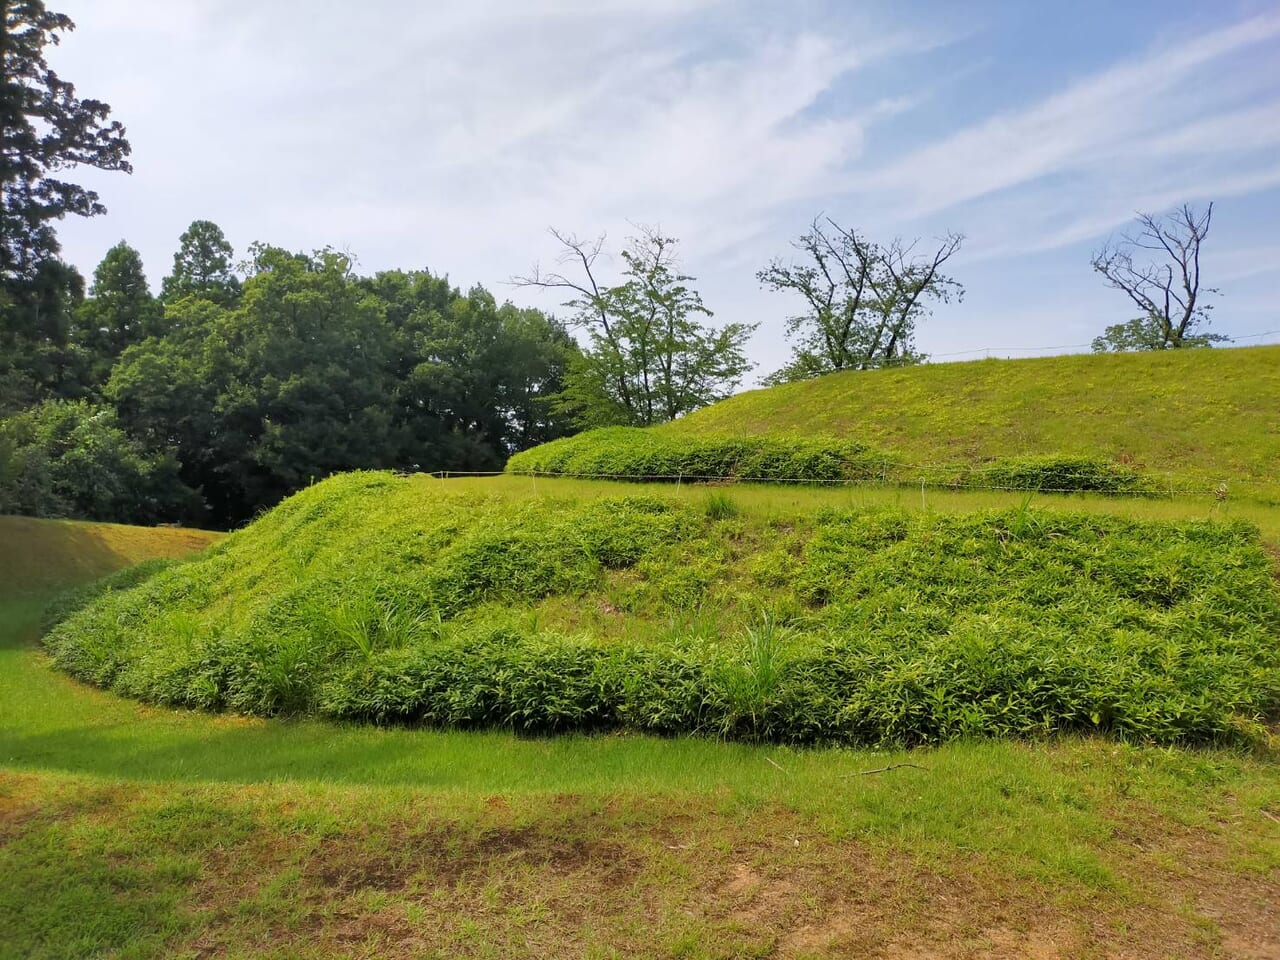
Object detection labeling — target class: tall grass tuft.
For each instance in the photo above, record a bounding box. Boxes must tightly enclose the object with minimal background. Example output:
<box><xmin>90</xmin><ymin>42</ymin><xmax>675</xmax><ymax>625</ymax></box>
<box><xmin>716</xmin><ymin>613</ymin><xmax>794</xmax><ymax>739</ymax></box>
<box><xmin>703</xmin><ymin>490</ymin><xmax>739</xmax><ymax>521</ymax></box>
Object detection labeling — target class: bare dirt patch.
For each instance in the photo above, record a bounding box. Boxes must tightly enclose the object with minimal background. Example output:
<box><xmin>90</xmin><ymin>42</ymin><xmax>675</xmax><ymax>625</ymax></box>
<box><xmin>5</xmin><ymin>775</ymin><xmax>1278</xmax><ymax>959</ymax></box>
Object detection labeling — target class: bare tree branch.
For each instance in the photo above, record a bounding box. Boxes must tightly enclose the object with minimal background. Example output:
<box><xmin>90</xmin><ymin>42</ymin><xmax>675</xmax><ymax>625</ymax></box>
<box><xmin>758</xmin><ymin>218</ymin><xmax>961</xmax><ymax>381</ymax></box>
<box><xmin>1091</xmin><ymin>202</ymin><xmax>1222</xmax><ymax>351</ymax></box>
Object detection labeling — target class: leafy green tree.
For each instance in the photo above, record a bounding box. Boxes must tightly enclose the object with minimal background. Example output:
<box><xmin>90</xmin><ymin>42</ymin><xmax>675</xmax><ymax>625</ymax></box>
<box><xmin>0</xmin><ymin>259</ymin><xmax>89</xmax><ymax>413</ymax></box>
<box><xmin>360</xmin><ymin>269</ymin><xmax>577</xmax><ymax>463</ymax></box>
<box><xmin>161</xmin><ymin>219</ymin><xmax>240</xmax><ymax>306</ymax></box>
<box><xmin>498</xmin><ymin>304</ymin><xmax>579</xmax><ymax>448</ymax></box>
<box><xmin>1</xmin><ymin>2</ymin><xmax>131</xmax><ymax>410</ymax></box>
<box><xmin>71</xmin><ymin>241</ymin><xmax>163</xmax><ymax>383</ymax></box>
<box><xmin>759</xmin><ymin>218</ymin><xmax>963</xmax><ymax>383</ymax></box>
<box><xmin>105</xmin><ymin>295</ymin><xmax>224</xmax><ymax>493</ymax></box>
<box><xmin>0</xmin><ymin>399</ymin><xmax>199</xmax><ymax>523</ymax></box>
<box><xmin>1091</xmin><ymin>316</ymin><xmax>1226</xmax><ymax>353</ymax></box>
<box><xmin>517</xmin><ymin>226</ymin><xmax>754</xmax><ymax>427</ymax></box>
<box><xmin>192</xmin><ymin>247</ymin><xmax>397</xmax><ymax>522</ymax></box>
<box><xmin>112</xmin><ymin>249</ymin><xmax>581</xmax><ymax>527</ymax></box>
<box><xmin>0</xmin><ymin>2</ymin><xmax>131</xmax><ymax>279</ymax></box>
<box><xmin>1091</xmin><ymin>203</ymin><xmax>1226</xmax><ymax>352</ymax></box>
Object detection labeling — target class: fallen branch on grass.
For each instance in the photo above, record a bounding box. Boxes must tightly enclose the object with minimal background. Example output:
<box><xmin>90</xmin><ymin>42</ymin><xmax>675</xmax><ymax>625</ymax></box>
<box><xmin>845</xmin><ymin>763</ymin><xmax>929</xmax><ymax>777</ymax></box>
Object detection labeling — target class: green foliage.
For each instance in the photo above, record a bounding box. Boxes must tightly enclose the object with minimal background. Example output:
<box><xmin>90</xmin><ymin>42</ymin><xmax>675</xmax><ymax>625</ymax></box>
<box><xmin>0</xmin><ymin>1</ymin><xmax>131</xmax><ymax>282</ymax></box>
<box><xmin>506</xmin><ymin>427</ymin><xmax>889</xmax><ymax>483</ymax></box>
<box><xmin>507</xmin><ymin>428</ymin><xmax>1155</xmax><ymax>496</ymax></box>
<box><xmin>160</xmin><ymin>220</ymin><xmax>240</xmax><ymax>306</ymax></box>
<box><xmin>323</xmin><ymin>592</ymin><xmax>442</xmax><ymax>661</ymax></box>
<box><xmin>966</xmin><ymin>456</ymin><xmax>1153</xmax><ymax>495</ymax></box>
<box><xmin>0</xmin><ymin>400</ymin><xmax>200</xmax><ymax>523</ymax></box>
<box><xmin>45</xmin><ymin>473</ymin><xmax>1280</xmax><ymax>746</ymax></box>
<box><xmin>1092</xmin><ymin>317</ymin><xmax>1226</xmax><ymax>353</ymax></box>
<box><xmin>0</xmin><ymin>258</ymin><xmax>91</xmax><ymax>414</ymax></box>
<box><xmin>758</xmin><ymin>217</ymin><xmax>962</xmax><ymax>381</ymax></box>
<box><xmin>0</xmin><ymin>3</ymin><xmax>131</xmax><ymax>416</ymax></box>
<box><xmin>713</xmin><ymin>614</ymin><xmax>796</xmax><ymax>739</ymax></box>
<box><xmin>702</xmin><ymin>490</ymin><xmax>739</xmax><ymax>520</ymax></box>
<box><xmin>659</xmin><ymin>345</ymin><xmax>1280</xmax><ymax>501</ymax></box>
<box><xmin>107</xmin><ymin>250</ymin><xmax>578</xmax><ymax>526</ymax></box>
<box><xmin>70</xmin><ymin>241</ymin><xmax>164</xmax><ymax>384</ymax></box>
<box><xmin>40</xmin><ymin>557</ymin><xmax>177</xmax><ymax>633</ymax></box>
<box><xmin>520</xmin><ymin>227</ymin><xmax>754</xmax><ymax>428</ymax></box>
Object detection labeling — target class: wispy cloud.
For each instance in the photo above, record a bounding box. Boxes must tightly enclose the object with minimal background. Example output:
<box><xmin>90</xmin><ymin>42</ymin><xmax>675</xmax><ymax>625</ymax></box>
<box><xmin>46</xmin><ymin>1</ymin><xmax>1280</xmax><ymax>367</ymax></box>
<box><xmin>858</xmin><ymin>12</ymin><xmax>1280</xmax><ymax>249</ymax></box>
<box><xmin>54</xmin><ymin>0</ymin><xmax>946</xmax><ymax>283</ymax></box>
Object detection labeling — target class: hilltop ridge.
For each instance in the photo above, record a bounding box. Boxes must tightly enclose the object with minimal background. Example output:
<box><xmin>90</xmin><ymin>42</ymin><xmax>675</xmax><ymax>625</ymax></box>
<box><xmin>666</xmin><ymin>345</ymin><xmax>1280</xmax><ymax>485</ymax></box>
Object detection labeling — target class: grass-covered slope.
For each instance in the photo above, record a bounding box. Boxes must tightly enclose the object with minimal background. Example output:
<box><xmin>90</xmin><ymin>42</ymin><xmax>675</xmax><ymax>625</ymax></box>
<box><xmin>9</xmin><ymin>491</ymin><xmax>1280</xmax><ymax>957</ymax></box>
<box><xmin>511</xmin><ymin>346</ymin><xmax>1280</xmax><ymax>498</ymax></box>
<box><xmin>45</xmin><ymin>472</ymin><xmax>1280</xmax><ymax>745</ymax></box>
<box><xmin>672</xmin><ymin>345</ymin><xmax>1280</xmax><ymax>487</ymax></box>
<box><xmin>507</xmin><ymin>429</ymin><xmax>1156</xmax><ymax>494</ymax></box>
<box><xmin>0</xmin><ymin>515</ymin><xmax>220</xmax><ymax>597</ymax></box>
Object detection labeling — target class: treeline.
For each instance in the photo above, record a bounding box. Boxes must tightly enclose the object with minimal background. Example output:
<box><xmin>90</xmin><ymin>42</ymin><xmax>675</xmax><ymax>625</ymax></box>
<box><xmin>2</xmin><ymin>3</ymin><xmax>1233</xmax><ymax>530</ymax></box>
<box><xmin>1</xmin><ymin>225</ymin><xmax>577</xmax><ymax>527</ymax></box>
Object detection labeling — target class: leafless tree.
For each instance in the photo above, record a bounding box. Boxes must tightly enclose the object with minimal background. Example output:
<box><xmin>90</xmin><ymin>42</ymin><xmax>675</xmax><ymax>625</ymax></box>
<box><xmin>758</xmin><ymin>217</ymin><xmax>963</xmax><ymax>382</ymax></box>
<box><xmin>513</xmin><ymin>229</ymin><xmax>633</xmax><ymax>408</ymax></box>
<box><xmin>1091</xmin><ymin>203</ymin><xmax>1225</xmax><ymax>351</ymax></box>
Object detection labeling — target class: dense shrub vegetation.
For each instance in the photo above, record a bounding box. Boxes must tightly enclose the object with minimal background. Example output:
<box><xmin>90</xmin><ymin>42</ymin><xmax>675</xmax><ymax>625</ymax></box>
<box><xmin>663</xmin><ymin>345</ymin><xmax>1280</xmax><ymax>500</ymax></box>
<box><xmin>961</xmin><ymin>455</ymin><xmax>1152</xmax><ymax>494</ymax></box>
<box><xmin>46</xmin><ymin>472</ymin><xmax>1280</xmax><ymax>745</ymax></box>
<box><xmin>507</xmin><ymin>428</ymin><xmax>1155</xmax><ymax>494</ymax></box>
<box><xmin>0</xmin><ymin>400</ymin><xmax>200</xmax><ymax>523</ymax></box>
<box><xmin>506</xmin><ymin>428</ymin><xmax>890</xmax><ymax>483</ymax></box>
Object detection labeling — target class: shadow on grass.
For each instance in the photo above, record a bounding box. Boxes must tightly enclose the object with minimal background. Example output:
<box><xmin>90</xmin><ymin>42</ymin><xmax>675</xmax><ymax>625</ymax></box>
<box><xmin>0</xmin><ymin>517</ymin><xmax>143</xmax><ymax>595</ymax></box>
<box><xmin>0</xmin><ymin>717</ymin><xmax>480</xmax><ymax>788</ymax></box>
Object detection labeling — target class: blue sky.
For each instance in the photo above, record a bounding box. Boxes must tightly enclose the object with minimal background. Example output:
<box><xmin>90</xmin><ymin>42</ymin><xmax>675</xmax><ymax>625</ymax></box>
<box><xmin>51</xmin><ymin>0</ymin><xmax>1280</xmax><ymax>380</ymax></box>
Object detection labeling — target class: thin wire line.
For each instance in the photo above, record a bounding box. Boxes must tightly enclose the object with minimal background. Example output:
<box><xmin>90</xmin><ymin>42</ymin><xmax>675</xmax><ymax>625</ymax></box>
<box><xmin>928</xmin><ymin>330</ymin><xmax>1280</xmax><ymax>359</ymax></box>
<box><xmin>425</xmin><ymin>469</ymin><xmax>1270</xmax><ymax>500</ymax></box>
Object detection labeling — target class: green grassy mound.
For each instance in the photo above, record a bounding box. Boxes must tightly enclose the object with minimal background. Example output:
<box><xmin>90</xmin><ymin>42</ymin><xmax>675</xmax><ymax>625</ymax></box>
<box><xmin>45</xmin><ymin>472</ymin><xmax>1280</xmax><ymax>745</ymax></box>
<box><xmin>506</xmin><ymin>428</ymin><xmax>892</xmax><ymax>484</ymax></box>
<box><xmin>509</xmin><ymin>346</ymin><xmax>1280</xmax><ymax>499</ymax></box>
<box><xmin>507</xmin><ymin>429</ymin><xmax>1153</xmax><ymax>495</ymax></box>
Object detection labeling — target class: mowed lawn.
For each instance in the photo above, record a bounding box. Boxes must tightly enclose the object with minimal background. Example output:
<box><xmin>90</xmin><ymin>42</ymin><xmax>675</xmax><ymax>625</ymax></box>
<box><xmin>1</xmin><ymin>510</ymin><xmax>1279</xmax><ymax>959</ymax></box>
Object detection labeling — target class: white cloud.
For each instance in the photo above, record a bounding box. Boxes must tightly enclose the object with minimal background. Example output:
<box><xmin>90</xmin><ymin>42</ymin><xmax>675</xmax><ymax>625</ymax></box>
<box><xmin>52</xmin><ymin>1</ymin><xmax>935</xmax><ymax>287</ymax></box>
<box><xmin>860</xmin><ymin>12</ymin><xmax>1280</xmax><ymax>220</ymax></box>
<box><xmin>43</xmin><ymin>1</ymin><xmax>1280</xmax><ymax>369</ymax></box>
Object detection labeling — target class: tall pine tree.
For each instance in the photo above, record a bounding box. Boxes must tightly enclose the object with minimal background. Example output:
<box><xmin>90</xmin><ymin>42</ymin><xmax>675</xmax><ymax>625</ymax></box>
<box><xmin>1</xmin><ymin>1</ymin><xmax>131</xmax><ymax>410</ymax></box>
<box><xmin>161</xmin><ymin>220</ymin><xmax>240</xmax><ymax>306</ymax></box>
<box><xmin>72</xmin><ymin>242</ymin><xmax>162</xmax><ymax>384</ymax></box>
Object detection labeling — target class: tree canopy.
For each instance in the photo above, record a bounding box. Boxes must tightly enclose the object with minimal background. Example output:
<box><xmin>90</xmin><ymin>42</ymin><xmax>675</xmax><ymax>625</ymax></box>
<box><xmin>0</xmin><ymin>398</ymin><xmax>197</xmax><ymax>523</ymax></box>
<box><xmin>0</xmin><ymin>1</ymin><xmax>131</xmax><ymax>280</ymax></box>
<box><xmin>1</xmin><ymin>0</ymin><xmax>131</xmax><ymax>413</ymax></box>
<box><xmin>103</xmin><ymin>240</ymin><xmax>578</xmax><ymax>526</ymax></box>
<box><xmin>759</xmin><ymin>218</ymin><xmax>963</xmax><ymax>383</ymax></box>
<box><xmin>71</xmin><ymin>241</ymin><xmax>164</xmax><ymax>384</ymax></box>
<box><xmin>516</xmin><ymin>226</ymin><xmax>754</xmax><ymax>427</ymax></box>
<box><xmin>160</xmin><ymin>219</ymin><xmax>241</xmax><ymax>305</ymax></box>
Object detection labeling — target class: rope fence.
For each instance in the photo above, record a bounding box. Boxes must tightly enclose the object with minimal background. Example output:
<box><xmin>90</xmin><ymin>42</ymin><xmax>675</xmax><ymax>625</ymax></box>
<box><xmin>419</xmin><ymin>465</ymin><xmax>1276</xmax><ymax>502</ymax></box>
<box><xmin>927</xmin><ymin>328</ymin><xmax>1280</xmax><ymax>360</ymax></box>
